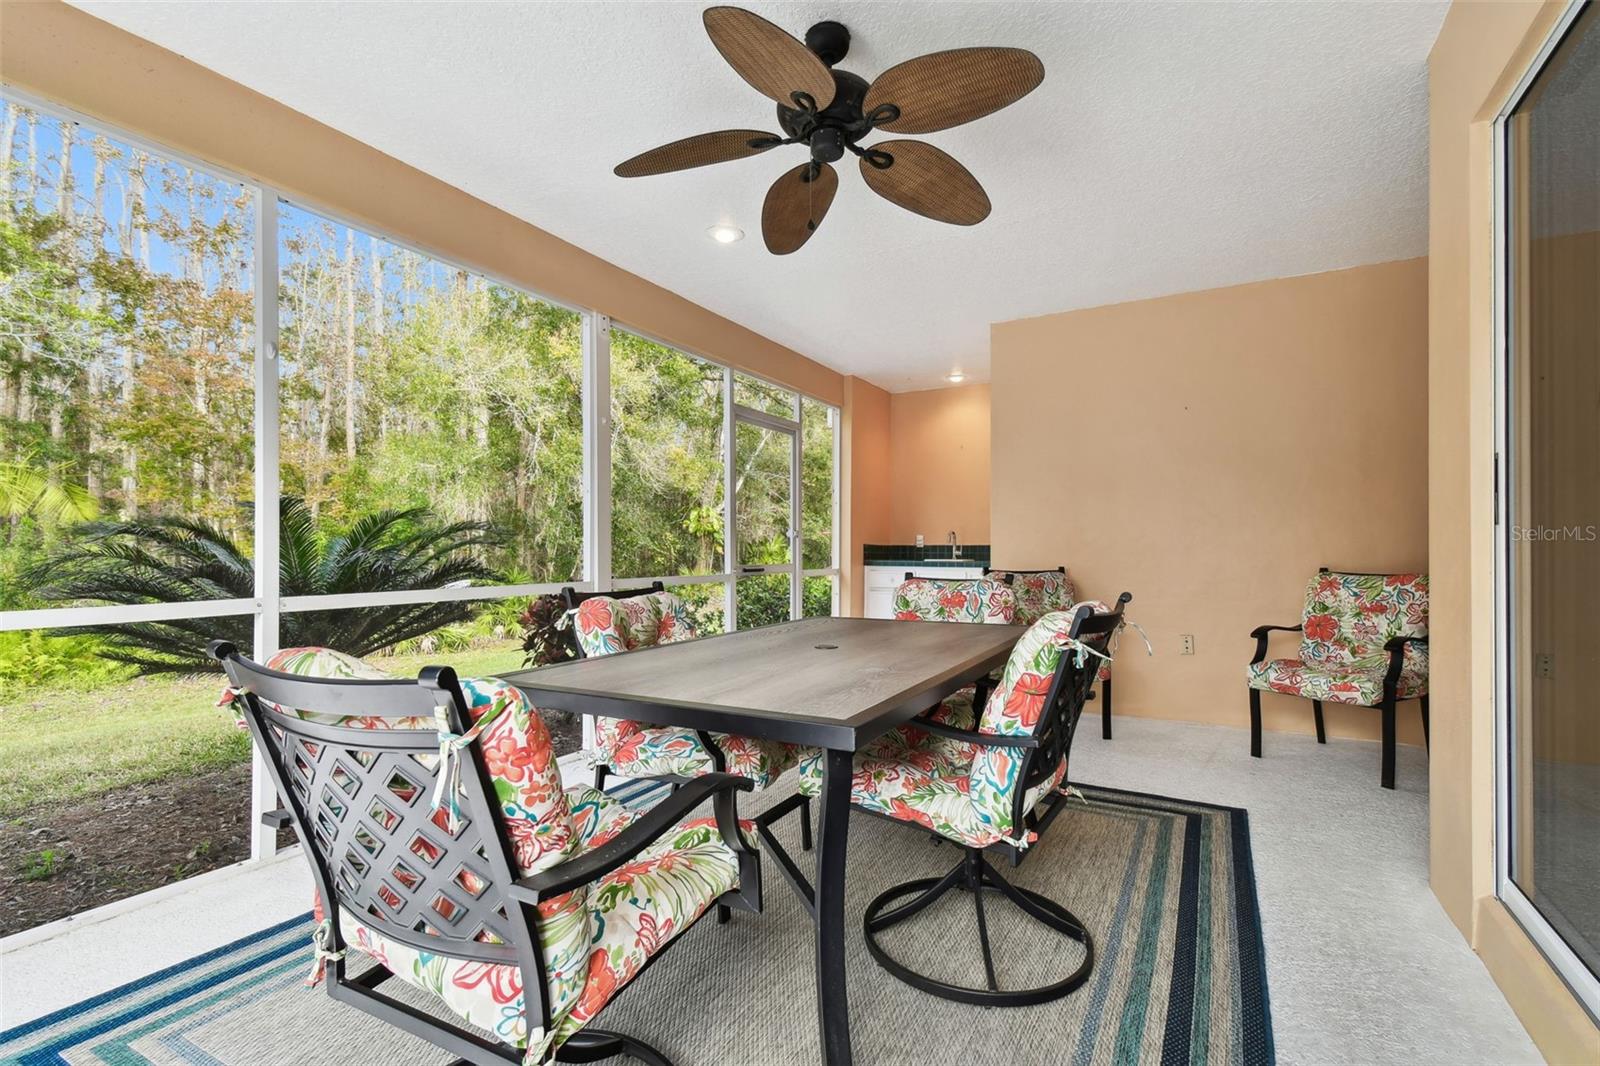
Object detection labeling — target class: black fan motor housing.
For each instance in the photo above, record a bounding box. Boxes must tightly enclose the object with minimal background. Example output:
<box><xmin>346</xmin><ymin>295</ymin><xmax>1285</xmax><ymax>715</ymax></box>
<box><xmin>777</xmin><ymin>68</ymin><xmax>870</xmax><ymax>146</ymax></box>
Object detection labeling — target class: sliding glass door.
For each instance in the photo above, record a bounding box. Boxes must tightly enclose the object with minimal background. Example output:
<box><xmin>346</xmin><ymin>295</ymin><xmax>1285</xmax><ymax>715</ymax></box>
<box><xmin>1496</xmin><ymin>0</ymin><xmax>1600</xmax><ymax>1019</ymax></box>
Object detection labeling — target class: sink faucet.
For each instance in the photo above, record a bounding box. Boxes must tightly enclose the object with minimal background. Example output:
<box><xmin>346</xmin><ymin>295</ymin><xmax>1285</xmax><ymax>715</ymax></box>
<box><xmin>949</xmin><ymin>531</ymin><xmax>962</xmax><ymax>559</ymax></box>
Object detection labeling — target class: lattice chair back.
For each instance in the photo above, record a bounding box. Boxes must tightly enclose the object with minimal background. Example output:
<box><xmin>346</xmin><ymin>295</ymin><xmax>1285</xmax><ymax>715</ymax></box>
<box><xmin>211</xmin><ymin>641</ymin><xmax>564</xmax><ymax>1037</ymax></box>
<box><xmin>893</xmin><ymin>575</ymin><xmax>1017</xmax><ymax>624</ymax></box>
<box><xmin>1299</xmin><ymin>570</ymin><xmax>1429</xmax><ymax>671</ymax></box>
<box><xmin>969</xmin><ymin>594</ymin><xmax>1130</xmax><ymax>844</ymax></box>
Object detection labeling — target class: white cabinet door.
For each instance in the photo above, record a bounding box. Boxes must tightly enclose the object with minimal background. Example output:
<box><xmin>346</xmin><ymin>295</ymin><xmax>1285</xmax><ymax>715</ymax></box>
<box><xmin>864</xmin><ymin>585</ymin><xmax>896</xmax><ymax>619</ymax></box>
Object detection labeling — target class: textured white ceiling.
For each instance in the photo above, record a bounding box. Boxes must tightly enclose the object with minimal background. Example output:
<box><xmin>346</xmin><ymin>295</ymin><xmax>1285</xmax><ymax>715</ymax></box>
<box><xmin>70</xmin><ymin>0</ymin><xmax>1448</xmax><ymax>391</ymax></box>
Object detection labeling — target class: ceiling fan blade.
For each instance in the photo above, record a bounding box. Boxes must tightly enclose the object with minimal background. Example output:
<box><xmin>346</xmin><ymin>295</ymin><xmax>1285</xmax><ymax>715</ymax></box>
<box><xmin>762</xmin><ymin>161</ymin><xmax>838</xmax><ymax>254</ymax></box>
<box><xmin>863</xmin><ymin>47</ymin><xmax>1044</xmax><ymax>134</ymax></box>
<box><xmin>859</xmin><ymin>140</ymin><xmax>991</xmax><ymax>225</ymax></box>
<box><xmin>703</xmin><ymin>6</ymin><xmax>836</xmax><ymax>110</ymax></box>
<box><xmin>614</xmin><ymin>129</ymin><xmax>783</xmax><ymax>178</ymax></box>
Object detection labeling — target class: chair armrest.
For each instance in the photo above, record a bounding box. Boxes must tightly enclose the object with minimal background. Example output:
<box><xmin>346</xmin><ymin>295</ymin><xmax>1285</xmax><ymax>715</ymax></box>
<box><xmin>508</xmin><ymin>773</ymin><xmax>754</xmax><ymax>903</ymax></box>
<box><xmin>1382</xmin><ymin>635</ymin><xmax>1428</xmax><ymax>701</ymax></box>
<box><xmin>1383</xmin><ymin>635</ymin><xmax>1429</xmax><ymax>652</ymax></box>
<box><xmin>1249</xmin><ymin>624</ymin><xmax>1302</xmax><ymax>665</ymax></box>
<box><xmin>912</xmin><ymin>719</ymin><xmax>1040</xmax><ymax>749</ymax></box>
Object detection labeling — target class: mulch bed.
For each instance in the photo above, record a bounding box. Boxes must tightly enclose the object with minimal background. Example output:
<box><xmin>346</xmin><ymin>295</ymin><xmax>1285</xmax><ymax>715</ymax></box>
<box><xmin>1</xmin><ymin>712</ymin><xmax>585</xmax><ymax>938</ymax></box>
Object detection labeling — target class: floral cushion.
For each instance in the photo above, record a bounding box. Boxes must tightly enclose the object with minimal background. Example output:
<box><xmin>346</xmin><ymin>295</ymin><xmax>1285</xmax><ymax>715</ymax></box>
<box><xmin>554</xmin><ymin>817</ymin><xmax>743</xmax><ymax>1048</ymax></box>
<box><xmin>1246</xmin><ymin>654</ymin><xmax>1429</xmax><ymax>706</ymax></box>
<box><xmin>986</xmin><ymin>569</ymin><xmax>1075</xmax><ymax>627</ymax></box>
<box><xmin>340</xmin><ymin>801</ymin><xmax>747</xmax><ymax>1056</ymax></box>
<box><xmin>795</xmin><ymin>726</ymin><xmax>1063</xmax><ymax>849</ymax></box>
<box><xmin>579</xmin><ymin>593</ymin><xmax>801</xmax><ymax>788</ymax></box>
<box><xmin>801</xmin><ymin>609</ymin><xmax>1113</xmax><ymax>848</ymax></box>
<box><xmin>253</xmin><ymin>650</ymin><xmax>592</xmax><ymax>1035</ymax></box>
<box><xmin>572</xmin><ymin>591</ymin><xmax>695</xmax><ymax>658</ymax></box>
<box><xmin>1299</xmin><ymin>571</ymin><xmax>1428</xmax><ymax>672</ymax></box>
<box><xmin>248</xmin><ymin>648</ymin><xmax>749</xmax><ymax>1058</ymax></box>
<box><xmin>970</xmin><ymin>610</ymin><xmax>1105</xmax><ymax>839</ymax></box>
<box><xmin>893</xmin><ymin>577</ymin><xmax>1016</xmax><ymax>624</ymax></box>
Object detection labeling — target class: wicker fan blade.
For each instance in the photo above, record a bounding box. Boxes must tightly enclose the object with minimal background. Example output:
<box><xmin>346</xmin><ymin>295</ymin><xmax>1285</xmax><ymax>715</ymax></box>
<box><xmin>859</xmin><ymin>140</ymin><xmax>990</xmax><ymax>226</ymax></box>
<box><xmin>704</xmin><ymin>6</ymin><xmax>836</xmax><ymax>110</ymax></box>
<box><xmin>614</xmin><ymin>130</ymin><xmax>782</xmax><ymax>178</ymax></box>
<box><xmin>762</xmin><ymin>161</ymin><xmax>838</xmax><ymax>254</ymax></box>
<box><xmin>864</xmin><ymin>47</ymin><xmax>1044</xmax><ymax>135</ymax></box>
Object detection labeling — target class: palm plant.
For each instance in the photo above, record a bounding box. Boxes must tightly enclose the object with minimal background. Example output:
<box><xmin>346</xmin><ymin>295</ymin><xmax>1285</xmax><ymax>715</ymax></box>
<box><xmin>25</xmin><ymin>496</ymin><xmax>504</xmax><ymax>673</ymax></box>
<box><xmin>0</xmin><ymin>453</ymin><xmax>99</xmax><ymax>524</ymax></box>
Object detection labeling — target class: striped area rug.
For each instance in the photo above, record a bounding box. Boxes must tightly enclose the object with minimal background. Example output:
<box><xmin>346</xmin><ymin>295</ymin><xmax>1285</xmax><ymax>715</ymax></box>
<box><xmin>0</xmin><ymin>783</ymin><xmax>1272</xmax><ymax>1065</ymax></box>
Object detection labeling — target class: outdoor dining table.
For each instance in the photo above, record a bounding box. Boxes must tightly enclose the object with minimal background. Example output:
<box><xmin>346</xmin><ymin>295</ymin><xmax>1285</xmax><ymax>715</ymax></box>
<box><xmin>502</xmin><ymin>614</ymin><xmax>1025</xmax><ymax>1066</ymax></box>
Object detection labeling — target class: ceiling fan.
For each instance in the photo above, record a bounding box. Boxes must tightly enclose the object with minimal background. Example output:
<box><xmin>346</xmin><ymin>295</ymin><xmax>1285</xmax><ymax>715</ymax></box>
<box><xmin>614</xmin><ymin>6</ymin><xmax>1045</xmax><ymax>254</ymax></box>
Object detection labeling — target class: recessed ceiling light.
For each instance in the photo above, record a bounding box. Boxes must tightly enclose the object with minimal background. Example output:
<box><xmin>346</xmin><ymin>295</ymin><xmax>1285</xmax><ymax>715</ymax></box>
<box><xmin>947</xmin><ymin>371</ymin><xmax>965</xmax><ymax>383</ymax></box>
<box><xmin>707</xmin><ymin>224</ymin><xmax>744</xmax><ymax>244</ymax></box>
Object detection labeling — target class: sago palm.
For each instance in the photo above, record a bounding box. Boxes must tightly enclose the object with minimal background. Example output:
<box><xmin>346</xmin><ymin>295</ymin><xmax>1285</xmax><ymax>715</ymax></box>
<box><xmin>25</xmin><ymin>496</ymin><xmax>504</xmax><ymax>673</ymax></box>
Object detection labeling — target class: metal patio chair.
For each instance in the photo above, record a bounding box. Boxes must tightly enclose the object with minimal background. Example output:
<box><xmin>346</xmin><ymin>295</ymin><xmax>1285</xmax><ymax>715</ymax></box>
<box><xmin>1247</xmin><ymin>568</ymin><xmax>1429</xmax><ymax>789</ymax></box>
<box><xmin>212</xmin><ymin>641</ymin><xmax>760</xmax><ymax>1066</ymax></box>
<box><xmin>798</xmin><ymin>594</ymin><xmax>1129</xmax><ymax>1006</ymax></box>
<box><xmin>560</xmin><ymin>585</ymin><xmax>813</xmax><ymax>895</ymax></box>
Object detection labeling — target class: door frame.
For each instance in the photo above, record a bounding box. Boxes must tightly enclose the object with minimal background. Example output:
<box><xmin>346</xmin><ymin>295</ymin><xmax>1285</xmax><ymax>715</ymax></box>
<box><xmin>724</xmin><ymin>384</ymin><xmax>803</xmax><ymax>629</ymax></box>
<box><xmin>1490</xmin><ymin>0</ymin><xmax>1600</xmax><ymax>1022</ymax></box>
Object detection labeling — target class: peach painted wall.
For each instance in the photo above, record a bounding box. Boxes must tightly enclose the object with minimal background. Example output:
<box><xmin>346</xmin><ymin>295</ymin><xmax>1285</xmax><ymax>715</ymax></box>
<box><xmin>991</xmin><ymin>258</ymin><xmax>1429</xmax><ymax>745</ymax></box>
<box><xmin>842</xmin><ymin>378</ymin><xmax>892</xmax><ymax>616</ymax></box>
<box><xmin>888</xmin><ymin>385</ymin><xmax>990</xmax><ymax>546</ymax></box>
<box><xmin>1428</xmin><ymin>1</ymin><xmax>1600</xmax><ymax>1060</ymax></box>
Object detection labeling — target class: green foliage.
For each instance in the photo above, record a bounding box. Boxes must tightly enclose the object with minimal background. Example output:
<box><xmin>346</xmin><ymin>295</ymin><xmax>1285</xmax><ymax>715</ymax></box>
<box><xmin>0</xmin><ymin>452</ymin><xmax>98</xmax><ymax>524</ymax></box>
<box><xmin>610</xmin><ymin>330</ymin><xmax>725</xmax><ymax>578</ymax></box>
<box><xmin>0</xmin><ymin>630</ymin><xmax>132</xmax><ymax>693</ymax></box>
<box><xmin>20</xmin><ymin>848</ymin><xmax>64</xmax><ymax>882</ymax></box>
<box><xmin>25</xmin><ymin>496</ymin><xmax>504</xmax><ymax>673</ymax></box>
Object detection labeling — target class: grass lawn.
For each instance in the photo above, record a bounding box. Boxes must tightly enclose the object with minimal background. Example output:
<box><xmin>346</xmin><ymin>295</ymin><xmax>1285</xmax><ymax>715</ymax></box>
<box><xmin>0</xmin><ymin>641</ymin><xmax>531</xmax><ymax>817</ymax></box>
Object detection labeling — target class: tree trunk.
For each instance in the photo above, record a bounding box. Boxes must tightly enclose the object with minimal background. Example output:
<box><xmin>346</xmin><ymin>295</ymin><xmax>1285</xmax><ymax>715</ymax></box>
<box><xmin>121</xmin><ymin>151</ymin><xmax>149</xmax><ymax>518</ymax></box>
<box><xmin>369</xmin><ymin>234</ymin><xmax>384</xmax><ymax>338</ymax></box>
<box><xmin>186</xmin><ymin>170</ymin><xmax>208</xmax><ymax>498</ymax></box>
<box><xmin>24</xmin><ymin>111</ymin><xmax>38</xmax><ymax>205</ymax></box>
<box><xmin>56</xmin><ymin>120</ymin><xmax>75</xmax><ymax>225</ymax></box>
<box><xmin>85</xmin><ymin>137</ymin><xmax>112</xmax><ymax>501</ymax></box>
<box><xmin>0</xmin><ymin>103</ymin><xmax>17</xmax><ymax>219</ymax></box>
<box><xmin>343</xmin><ymin>228</ymin><xmax>357</xmax><ymax>459</ymax></box>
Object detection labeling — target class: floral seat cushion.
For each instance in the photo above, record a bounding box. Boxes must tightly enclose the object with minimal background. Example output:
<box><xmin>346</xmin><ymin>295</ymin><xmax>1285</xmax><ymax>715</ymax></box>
<box><xmin>1246</xmin><ymin>655</ymin><xmax>1428</xmax><ymax>706</ymax></box>
<box><xmin>576</xmin><ymin>592</ymin><xmax>802</xmax><ymax>788</ymax></box>
<box><xmin>338</xmin><ymin>790</ymin><xmax>746</xmax><ymax>1053</ymax></box>
<box><xmin>893</xmin><ymin>576</ymin><xmax>1016</xmax><ymax>624</ymax></box>
<box><xmin>801</xmin><ymin>610</ymin><xmax>1102</xmax><ymax>848</ymax></box>
<box><xmin>251</xmin><ymin>647</ymin><xmax>745</xmax><ymax>1058</ymax></box>
<box><xmin>1246</xmin><ymin>571</ymin><xmax>1429</xmax><ymax>706</ymax></box>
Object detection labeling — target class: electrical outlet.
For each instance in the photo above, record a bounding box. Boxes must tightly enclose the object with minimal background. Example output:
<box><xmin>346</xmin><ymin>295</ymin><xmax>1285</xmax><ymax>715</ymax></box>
<box><xmin>1535</xmin><ymin>653</ymin><xmax>1555</xmax><ymax>680</ymax></box>
<box><xmin>1180</xmin><ymin>634</ymin><xmax>1195</xmax><ymax>655</ymax></box>
<box><xmin>915</xmin><ymin>533</ymin><xmax>924</xmax><ymax>549</ymax></box>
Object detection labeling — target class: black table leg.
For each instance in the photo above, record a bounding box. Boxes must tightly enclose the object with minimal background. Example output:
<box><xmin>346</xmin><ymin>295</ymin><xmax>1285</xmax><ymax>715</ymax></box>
<box><xmin>815</xmin><ymin>747</ymin><xmax>854</xmax><ymax>1066</ymax></box>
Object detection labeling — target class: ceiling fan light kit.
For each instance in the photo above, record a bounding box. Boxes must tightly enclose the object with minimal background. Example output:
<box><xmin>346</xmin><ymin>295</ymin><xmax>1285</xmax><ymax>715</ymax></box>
<box><xmin>614</xmin><ymin>6</ymin><xmax>1044</xmax><ymax>254</ymax></box>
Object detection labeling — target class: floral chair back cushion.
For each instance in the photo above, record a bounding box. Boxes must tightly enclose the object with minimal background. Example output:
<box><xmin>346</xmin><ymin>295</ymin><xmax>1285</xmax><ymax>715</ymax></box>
<box><xmin>893</xmin><ymin>577</ymin><xmax>1017</xmax><ymax>624</ymax></box>
<box><xmin>256</xmin><ymin>648</ymin><xmax>593</xmax><ymax>1021</ymax></box>
<box><xmin>570</xmin><ymin>592</ymin><xmax>699</xmax><ymax>757</ymax></box>
<box><xmin>988</xmin><ymin>569</ymin><xmax>1075</xmax><ymax>627</ymax></box>
<box><xmin>573</xmin><ymin>591</ymin><xmax>697</xmax><ymax>658</ymax></box>
<box><xmin>1298</xmin><ymin>572</ymin><xmax>1429</xmax><ymax>671</ymax></box>
<box><xmin>967</xmin><ymin>607</ymin><xmax>1109</xmax><ymax>838</ymax></box>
